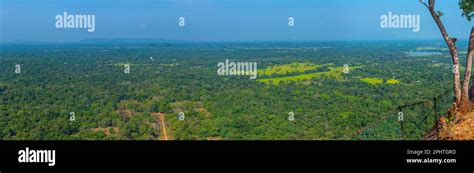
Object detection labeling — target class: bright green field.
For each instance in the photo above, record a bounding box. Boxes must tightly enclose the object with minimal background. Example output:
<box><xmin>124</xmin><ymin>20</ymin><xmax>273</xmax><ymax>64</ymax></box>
<box><xmin>258</xmin><ymin>62</ymin><xmax>325</xmax><ymax>76</ymax></box>
<box><xmin>258</xmin><ymin>65</ymin><xmax>362</xmax><ymax>85</ymax></box>
<box><xmin>360</xmin><ymin>77</ymin><xmax>384</xmax><ymax>85</ymax></box>
<box><xmin>359</xmin><ymin>78</ymin><xmax>401</xmax><ymax>85</ymax></box>
<box><xmin>386</xmin><ymin>79</ymin><xmax>400</xmax><ymax>84</ymax></box>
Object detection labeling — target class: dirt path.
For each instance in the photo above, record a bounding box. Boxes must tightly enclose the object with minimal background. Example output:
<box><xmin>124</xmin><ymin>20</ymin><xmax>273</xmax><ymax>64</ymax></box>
<box><xmin>151</xmin><ymin>113</ymin><xmax>172</xmax><ymax>140</ymax></box>
<box><xmin>159</xmin><ymin>113</ymin><xmax>168</xmax><ymax>140</ymax></box>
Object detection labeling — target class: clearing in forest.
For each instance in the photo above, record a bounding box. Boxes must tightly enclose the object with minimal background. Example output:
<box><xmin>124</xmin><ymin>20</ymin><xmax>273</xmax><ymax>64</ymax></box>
<box><xmin>257</xmin><ymin>62</ymin><xmax>325</xmax><ymax>76</ymax></box>
<box><xmin>258</xmin><ymin>65</ymin><xmax>362</xmax><ymax>85</ymax></box>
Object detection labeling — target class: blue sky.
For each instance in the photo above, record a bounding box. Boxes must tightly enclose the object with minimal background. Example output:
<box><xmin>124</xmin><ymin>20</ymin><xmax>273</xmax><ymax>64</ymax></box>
<box><xmin>0</xmin><ymin>0</ymin><xmax>472</xmax><ymax>42</ymax></box>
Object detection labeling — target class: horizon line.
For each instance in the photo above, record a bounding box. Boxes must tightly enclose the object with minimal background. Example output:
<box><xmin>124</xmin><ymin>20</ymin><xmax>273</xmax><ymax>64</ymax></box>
<box><xmin>0</xmin><ymin>38</ymin><xmax>463</xmax><ymax>44</ymax></box>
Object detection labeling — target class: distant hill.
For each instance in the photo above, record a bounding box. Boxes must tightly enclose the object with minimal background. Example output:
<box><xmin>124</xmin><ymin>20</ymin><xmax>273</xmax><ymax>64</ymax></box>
<box><xmin>79</xmin><ymin>38</ymin><xmax>192</xmax><ymax>44</ymax></box>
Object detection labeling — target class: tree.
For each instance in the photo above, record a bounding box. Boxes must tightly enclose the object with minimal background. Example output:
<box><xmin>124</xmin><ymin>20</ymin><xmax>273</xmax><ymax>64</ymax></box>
<box><xmin>462</xmin><ymin>27</ymin><xmax>474</xmax><ymax>114</ymax></box>
<box><xmin>420</xmin><ymin>0</ymin><xmax>474</xmax><ymax>121</ymax></box>
<box><xmin>460</xmin><ymin>0</ymin><xmax>474</xmax><ymax>21</ymax></box>
<box><xmin>459</xmin><ymin>0</ymin><xmax>474</xmax><ymax>117</ymax></box>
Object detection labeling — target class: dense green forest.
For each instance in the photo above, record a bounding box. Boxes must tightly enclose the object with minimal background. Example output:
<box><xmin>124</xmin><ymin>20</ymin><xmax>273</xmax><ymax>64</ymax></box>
<box><xmin>0</xmin><ymin>41</ymin><xmax>468</xmax><ymax>140</ymax></box>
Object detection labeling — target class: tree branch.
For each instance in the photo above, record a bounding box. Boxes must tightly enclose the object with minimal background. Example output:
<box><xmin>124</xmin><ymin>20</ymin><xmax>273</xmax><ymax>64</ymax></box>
<box><xmin>422</xmin><ymin>0</ymin><xmax>462</xmax><ymax>105</ymax></box>
<box><xmin>420</xmin><ymin>0</ymin><xmax>430</xmax><ymax>9</ymax></box>
<box><xmin>469</xmin><ymin>27</ymin><xmax>474</xmax><ymax>53</ymax></box>
<box><xmin>461</xmin><ymin>27</ymin><xmax>474</xmax><ymax>116</ymax></box>
<box><xmin>420</xmin><ymin>0</ymin><xmax>435</xmax><ymax>10</ymax></box>
<box><xmin>429</xmin><ymin>0</ymin><xmax>435</xmax><ymax>9</ymax></box>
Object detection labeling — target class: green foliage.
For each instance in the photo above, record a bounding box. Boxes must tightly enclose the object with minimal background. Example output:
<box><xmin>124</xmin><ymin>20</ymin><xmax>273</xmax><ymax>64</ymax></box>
<box><xmin>0</xmin><ymin>41</ymin><xmax>454</xmax><ymax>140</ymax></box>
<box><xmin>339</xmin><ymin>111</ymin><xmax>354</xmax><ymax>119</ymax></box>
<box><xmin>436</xmin><ymin>11</ymin><xmax>444</xmax><ymax>17</ymax></box>
<box><xmin>460</xmin><ymin>0</ymin><xmax>474</xmax><ymax>21</ymax></box>
<box><xmin>258</xmin><ymin>62</ymin><xmax>323</xmax><ymax>76</ymax></box>
<box><xmin>386</xmin><ymin>79</ymin><xmax>400</xmax><ymax>84</ymax></box>
<box><xmin>258</xmin><ymin>65</ymin><xmax>362</xmax><ymax>85</ymax></box>
<box><xmin>360</xmin><ymin>77</ymin><xmax>384</xmax><ymax>85</ymax></box>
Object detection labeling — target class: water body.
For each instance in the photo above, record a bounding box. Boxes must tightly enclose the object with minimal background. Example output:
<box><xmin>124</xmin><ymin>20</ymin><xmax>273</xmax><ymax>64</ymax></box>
<box><xmin>406</xmin><ymin>51</ymin><xmax>443</xmax><ymax>57</ymax></box>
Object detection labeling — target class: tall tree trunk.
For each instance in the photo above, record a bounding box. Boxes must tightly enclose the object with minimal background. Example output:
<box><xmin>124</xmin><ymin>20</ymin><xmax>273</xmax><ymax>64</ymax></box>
<box><xmin>460</xmin><ymin>27</ymin><xmax>474</xmax><ymax>115</ymax></box>
<box><xmin>422</xmin><ymin>0</ymin><xmax>462</xmax><ymax>106</ymax></box>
